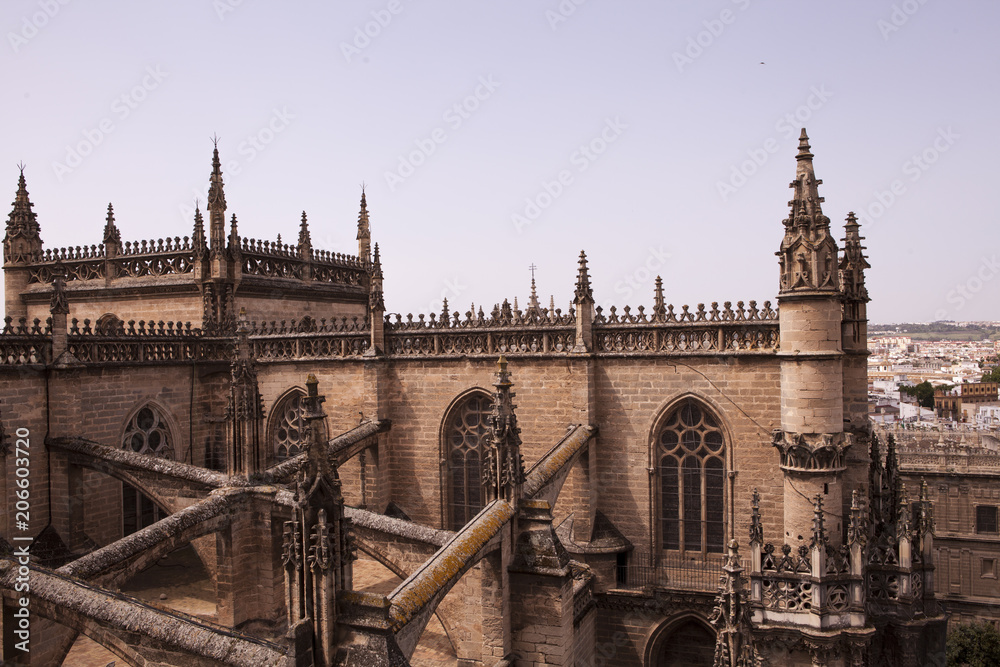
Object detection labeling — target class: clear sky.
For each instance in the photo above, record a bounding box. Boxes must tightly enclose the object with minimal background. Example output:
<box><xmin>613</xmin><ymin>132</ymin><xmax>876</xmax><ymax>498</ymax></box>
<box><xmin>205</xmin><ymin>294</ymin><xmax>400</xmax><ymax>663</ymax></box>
<box><xmin>3</xmin><ymin>0</ymin><xmax>998</xmax><ymax>324</ymax></box>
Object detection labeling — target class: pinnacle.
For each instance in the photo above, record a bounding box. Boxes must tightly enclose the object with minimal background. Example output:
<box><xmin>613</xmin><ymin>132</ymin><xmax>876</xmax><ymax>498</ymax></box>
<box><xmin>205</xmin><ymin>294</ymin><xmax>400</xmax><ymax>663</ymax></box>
<box><xmin>574</xmin><ymin>250</ymin><xmax>594</xmax><ymax>303</ymax></box>
<box><xmin>357</xmin><ymin>188</ymin><xmax>371</xmax><ymax>240</ymax></box>
<box><xmin>796</xmin><ymin>128</ymin><xmax>813</xmax><ymax>161</ymax></box>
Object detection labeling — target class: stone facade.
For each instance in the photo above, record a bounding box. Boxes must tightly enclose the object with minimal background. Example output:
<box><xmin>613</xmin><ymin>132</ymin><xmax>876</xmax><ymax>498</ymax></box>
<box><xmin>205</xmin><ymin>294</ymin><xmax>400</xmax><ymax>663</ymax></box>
<box><xmin>0</xmin><ymin>132</ymin><xmax>947</xmax><ymax>666</ymax></box>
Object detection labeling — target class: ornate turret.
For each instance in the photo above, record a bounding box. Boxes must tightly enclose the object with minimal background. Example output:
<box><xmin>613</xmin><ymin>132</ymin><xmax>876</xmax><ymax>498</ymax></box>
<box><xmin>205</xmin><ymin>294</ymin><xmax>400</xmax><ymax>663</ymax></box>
<box><xmin>357</xmin><ymin>188</ymin><xmax>371</xmax><ymax>261</ymax></box>
<box><xmin>207</xmin><ymin>141</ymin><xmax>227</xmax><ymax>258</ymax></box>
<box><xmin>777</xmin><ymin>130</ymin><xmax>839</xmax><ymax>294</ymax></box>
<box><xmin>4</xmin><ymin>166</ymin><xmax>42</xmax><ymax>319</ymax></box>
<box><xmin>483</xmin><ymin>356</ymin><xmax>525</xmax><ymax>505</ymax></box>
<box><xmin>839</xmin><ymin>212</ymin><xmax>869</xmax><ymax>303</ymax></box>
<box><xmin>192</xmin><ymin>204</ymin><xmax>207</xmax><ymax>259</ymax></box>
<box><xmin>298</xmin><ymin>211</ymin><xmax>312</xmax><ymax>255</ymax></box>
<box><xmin>282</xmin><ymin>375</ymin><xmax>351</xmax><ymax>666</ymax></box>
<box><xmin>4</xmin><ymin>166</ymin><xmax>42</xmax><ymax>266</ymax></box>
<box><xmin>710</xmin><ymin>541</ymin><xmax>759</xmax><ymax>667</ymax></box>
<box><xmin>225</xmin><ymin>309</ymin><xmax>264</xmax><ymax>477</ymax></box>
<box><xmin>572</xmin><ymin>250</ymin><xmax>594</xmax><ymax>352</ymax></box>
<box><xmin>102</xmin><ymin>203</ymin><xmax>121</xmax><ymax>257</ymax></box>
<box><xmin>366</xmin><ymin>243</ymin><xmax>385</xmax><ymax>356</ymax></box>
<box><xmin>840</xmin><ymin>212</ymin><xmax>871</xmax><ymax>429</ymax></box>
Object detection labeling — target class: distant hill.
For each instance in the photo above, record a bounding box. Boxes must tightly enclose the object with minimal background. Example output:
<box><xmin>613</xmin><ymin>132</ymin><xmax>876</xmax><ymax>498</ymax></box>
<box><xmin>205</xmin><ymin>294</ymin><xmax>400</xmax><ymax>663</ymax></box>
<box><xmin>870</xmin><ymin>322</ymin><xmax>1000</xmax><ymax>341</ymax></box>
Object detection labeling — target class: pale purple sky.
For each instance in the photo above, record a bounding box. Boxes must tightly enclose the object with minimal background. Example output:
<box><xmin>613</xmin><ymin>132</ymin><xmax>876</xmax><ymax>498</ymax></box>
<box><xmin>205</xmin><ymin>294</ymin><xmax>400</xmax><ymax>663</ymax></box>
<box><xmin>3</xmin><ymin>1</ymin><xmax>998</xmax><ymax>323</ymax></box>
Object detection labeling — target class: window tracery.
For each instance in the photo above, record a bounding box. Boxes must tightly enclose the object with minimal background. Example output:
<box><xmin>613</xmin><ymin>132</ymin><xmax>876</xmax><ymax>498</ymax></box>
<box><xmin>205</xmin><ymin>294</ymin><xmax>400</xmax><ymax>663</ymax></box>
<box><xmin>657</xmin><ymin>400</ymin><xmax>726</xmax><ymax>554</ymax></box>
<box><xmin>444</xmin><ymin>392</ymin><xmax>492</xmax><ymax>531</ymax></box>
<box><xmin>120</xmin><ymin>404</ymin><xmax>172</xmax><ymax>535</ymax></box>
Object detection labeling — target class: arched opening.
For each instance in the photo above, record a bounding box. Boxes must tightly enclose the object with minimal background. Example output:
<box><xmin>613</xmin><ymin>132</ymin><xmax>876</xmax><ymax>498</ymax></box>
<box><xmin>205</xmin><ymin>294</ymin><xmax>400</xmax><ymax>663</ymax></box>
<box><xmin>649</xmin><ymin>617</ymin><xmax>716</xmax><ymax>667</ymax></box>
<box><xmin>121</xmin><ymin>404</ymin><xmax>174</xmax><ymax>536</ymax></box>
<box><xmin>269</xmin><ymin>388</ymin><xmax>310</xmax><ymax>463</ymax></box>
<box><xmin>655</xmin><ymin>398</ymin><xmax>727</xmax><ymax>556</ymax></box>
<box><xmin>95</xmin><ymin>313</ymin><xmax>123</xmax><ymax>334</ymax></box>
<box><xmin>441</xmin><ymin>390</ymin><xmax>492</xmax><ymax>531</ymax></box>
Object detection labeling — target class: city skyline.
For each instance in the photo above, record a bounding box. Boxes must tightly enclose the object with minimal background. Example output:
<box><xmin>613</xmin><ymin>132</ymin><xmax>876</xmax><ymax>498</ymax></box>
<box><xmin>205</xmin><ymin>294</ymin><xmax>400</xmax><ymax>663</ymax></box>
<box><xmin>3</xmin><ymin>1</ymin><xmax>997</xmax><ymax>323</ymax></box>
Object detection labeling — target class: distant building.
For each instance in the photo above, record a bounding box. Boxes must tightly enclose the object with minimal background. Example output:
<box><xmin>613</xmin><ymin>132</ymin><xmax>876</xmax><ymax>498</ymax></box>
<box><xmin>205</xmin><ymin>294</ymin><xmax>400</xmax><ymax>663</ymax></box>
<box><xmin>935</xmin><ymin>382</ymin><xmax>1000</xmax><ymax>421</ymax></box>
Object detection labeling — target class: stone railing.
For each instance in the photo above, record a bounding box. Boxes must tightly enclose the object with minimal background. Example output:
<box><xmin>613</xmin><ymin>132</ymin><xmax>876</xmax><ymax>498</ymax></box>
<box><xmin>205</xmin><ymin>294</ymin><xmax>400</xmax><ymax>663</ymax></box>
<box><xmin>60</xmin><ymin>319</ymin><xmax>231</xmax><ymax>365</ymax></box>
<box><xmin>250</xmin><ymin>316</ymin><xmax>369</xmax><ymax>361</ymax></box>
<box><xmin>593</xmin><ymin>300</ymin><xmax>779</xmax><ymax>355</ymax></box>
<box><xmin>240</xmin><ymin>237</ymin><xmax>367</xmax><ymax>286</ymax></box>
<box><xmin>28</xmin><ymin>237</ymin><xmax>196</xmax><ymax>284</ymax></box>
<box><xmin>0</xmin><ymin>317</ymin><xmax>49</xmax><ymax>365</ymax></box>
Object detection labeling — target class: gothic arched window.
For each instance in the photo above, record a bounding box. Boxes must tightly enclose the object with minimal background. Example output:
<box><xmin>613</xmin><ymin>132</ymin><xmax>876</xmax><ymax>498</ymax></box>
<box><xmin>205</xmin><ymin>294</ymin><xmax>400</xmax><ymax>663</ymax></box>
<box><xmin>272</xmin><ymin>390</ymin><xmax>309</xmax><ymax>462</ymax></box>
<box><xmin>443</xmin><ymin>392</ymin><xmax>492</xmax><ymax>531</ymax></box>
<box><xmin>121</xmin><ymin>404</ymin><xmax>172</xmax><ymax>535</ymax></box>
<box><xmin>657</xmin><ymin>400</ymin><xmax>726</xmax><ymax>554</ymax></box>
<box><xmin>123</xmin><ymin>406</ymin><xmax>173</xmax><ymax>459</ymax></box>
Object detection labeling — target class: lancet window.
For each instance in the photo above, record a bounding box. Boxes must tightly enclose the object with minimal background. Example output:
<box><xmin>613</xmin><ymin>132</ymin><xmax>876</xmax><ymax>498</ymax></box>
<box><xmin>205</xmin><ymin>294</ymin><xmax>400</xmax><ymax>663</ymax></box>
<box><xmin>444</xmin><ymin>392</ymin><xmax>492</xmax><ymax>531</ymax></box>
<box><xmin>657</xmin><ymin>400</ymin><xmax>726</xmax><ymax>554</ymax></box>
<box><xmin>121</xmin><ymin>404</ymin><xmax>173</xmax><ymax>535</ymax></box>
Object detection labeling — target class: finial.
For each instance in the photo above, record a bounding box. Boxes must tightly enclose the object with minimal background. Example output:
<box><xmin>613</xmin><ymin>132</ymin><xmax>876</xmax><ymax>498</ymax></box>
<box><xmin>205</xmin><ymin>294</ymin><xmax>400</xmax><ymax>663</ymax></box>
<box><xmin>574</xmin><ymin>250</ymin><xmax>594</xmax><ymax>303</ymax></box>
<box><xmin>103</xmin><ymin>203</ymin><xmax>121</xmax><ymax>246</ymax></box>
<box><xmin>357</xmin><ymin>188</ymin><xmax>371</xmax><ymax>239</ymax></box>
<box><xmin>207</xmin><ymin>139</ymin><xmax>227</xmax><ymax>213</ymax></box>
<box><xmin>796</xmin><ymin>128</ymin><xmax>813</xmax><ymax>161</ymax></box>
<box><xmin>298</xmin><ymin>211</ymin><xmax>311</xmax><ymax>247</ymax></box>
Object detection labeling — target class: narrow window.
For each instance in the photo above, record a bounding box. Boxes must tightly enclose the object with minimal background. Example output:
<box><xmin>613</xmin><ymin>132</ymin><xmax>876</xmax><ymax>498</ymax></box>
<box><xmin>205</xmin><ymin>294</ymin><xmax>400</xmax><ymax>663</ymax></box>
<box><xmin>444</xmin><ymin>393</ymin><xmax>492</xmax><ymax>531</ymax></box>
<box><xmin>656</xmin><ymin>400</ymin><xmax>727</xmax><ymax>555</ymax></box>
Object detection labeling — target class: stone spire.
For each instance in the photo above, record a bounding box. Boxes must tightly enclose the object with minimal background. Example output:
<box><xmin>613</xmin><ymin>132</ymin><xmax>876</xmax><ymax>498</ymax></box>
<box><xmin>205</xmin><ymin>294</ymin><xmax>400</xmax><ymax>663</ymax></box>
<box><xmin>369</xmin><ymin>243</ymin><xmax>385</xmax><ymax>312</ymax></box>
<box><xmin>574</xmin><ymin>250</ymin><xmax>594</xmax><ymax>304</ymax></box>
<box><xmin>710</xmin><ymin>541</ymin><xmax>759</xmax><ymax>667</ymax></box>
<box><xmin>483</xmin><ymin>356</ymin><xmax>525</xmax><ymax>504</ymax></box>
<box><xmin>226</xmin><ymin>308</ymin><xmax>264</xmax><ymax>477</ymax></box>
<box><xmin>573</xmin><ymin>250</ymin><xmax>594</xmax><ymax>352</ymax></box>
<box><xmin>298</xmin><ymin>211</ymin><xmax>312</xmax><ymax>251</ymax></box>
<box><xmin>777</xmin><ymin>129</ymin><xmax>839</xmax><ymax>294</ymax></box>
<box><xmin>192</xmin><ymin>204</ymin><xmax>207</xmax><ymax>258</ymax></box>
<box><xmin>653</xmin><ymin>275</ymin><xmax>666</xmax><ymax>320</ymax></box>
<box><xmin>839</xmin><ymin>212</ymin><xmax>870</xmax><ymax>303</ymax></box>
<box><xmin>357</xmin><ymin>188</ymin><xmax>371</xmax><ymax>260</ymax></box>
<box><xmin>207</xmin><ymin>140</ymin><xmax>227</xmax><ymax>256</ymax></box>
<box><xmin>282</xmin><ymin>375</ymin><xmax>349</xmax><ymax>666</ymax></box>
<box><xmin>228</xmin><ymin>213</ymin><xmax>240</xmax><ymax>251</ymax></box>
<box><xmin>366</xmin><ymin>243</ymin><xmax>386</xmax><ymax>357</ymax></box>
<box><xmin>102</xmin><ymin>203</ymin><xmax>121</xmax><ymax>249</ymax></box>
<box><xmin>4</xmin><ymin>165</ymin><xmax>42</xmax><ymax>265</ymax></box>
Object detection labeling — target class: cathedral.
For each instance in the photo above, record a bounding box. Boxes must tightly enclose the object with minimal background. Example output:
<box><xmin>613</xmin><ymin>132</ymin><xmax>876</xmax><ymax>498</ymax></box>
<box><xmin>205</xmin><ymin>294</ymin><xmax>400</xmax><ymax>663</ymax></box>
<box><xmin>0</xmin><ymin>130</ymin><xmax>946</xmax><ymax>665</ymax></box>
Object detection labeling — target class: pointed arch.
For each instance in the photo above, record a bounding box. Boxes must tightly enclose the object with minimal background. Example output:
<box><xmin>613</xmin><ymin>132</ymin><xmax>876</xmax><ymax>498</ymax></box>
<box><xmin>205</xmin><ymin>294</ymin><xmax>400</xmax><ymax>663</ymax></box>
<box><xmin>268</xmin><ymin>386</ymin><xmax>307</xmax><ymax>463</ymax></box>
<box><xmin>650</xmin><ymin>394</ymin><xmax>731</xmax><ymax>556</ymax></box>
<box><xmin>119</xmin><ymin>401</ymin><xmax>177</xmax><ymax>536</ymax></box>
<box><xmin>643</xmin><ymin>613</ymin><xmax>716</xmax><ymax>667</ymax></box>
<box><xmin>266</xmin><ymin>386</ymin><xmax>330</xmax><ymax>465</ymax></box>
<box><xmin>440</xmin><ymin>388</ymin><xmax>493</xmax><ymax>531</ymax></box>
